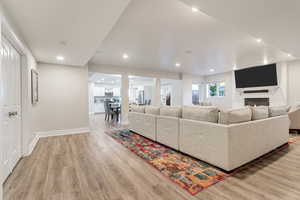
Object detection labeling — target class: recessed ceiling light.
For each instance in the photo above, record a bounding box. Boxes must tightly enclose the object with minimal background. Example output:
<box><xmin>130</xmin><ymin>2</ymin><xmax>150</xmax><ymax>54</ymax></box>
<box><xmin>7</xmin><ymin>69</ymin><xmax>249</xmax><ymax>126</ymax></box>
<box><xmin>287</xmin><ymin>53</ymin><xmax>292</xmax><ymax>57</ymax></box>
<box><xmin>263</xmin><ymin>58</ymin><xmax>268</xmax><ymax>64</ymax></box>
<box><xmin>209</xmin><ymin>69</ymin><xmax>215</xmax><ymax>72</ymax></box>
<box><xmin>233</xmin><ymin>64</ymin><xmax>237</xmax><ymax>70</ymax></box>
<box><xmin>56</xmin><ymin>56</ymin><xmax>64</xmax><ymax>61</ymax></box>
<box><xmin>122</xmin><ymin>53</ymin><xmax>129</xmax><ymax>59</ymax></box>
<box><xmin>192</xmin><ymin>7</ymin><xmax>199</xmax><ymax>12</ymax></box>
<box><xmin>256</xmin><ymin>38</ymin><xmax>262</xmax><ymax>43</ymax></box>
<box><xmin>175</xmin><ymin>63</ymin><xmax>181</xmax><ymax>67</ymax></box>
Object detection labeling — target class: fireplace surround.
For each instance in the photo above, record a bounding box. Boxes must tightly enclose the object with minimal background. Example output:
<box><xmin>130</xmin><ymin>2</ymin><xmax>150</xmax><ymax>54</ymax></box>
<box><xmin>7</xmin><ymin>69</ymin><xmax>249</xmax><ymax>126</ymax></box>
<box><xmin>244</xmin><ymin>98</ymin><xmax>270</xmax><ymax>106</ymax></box>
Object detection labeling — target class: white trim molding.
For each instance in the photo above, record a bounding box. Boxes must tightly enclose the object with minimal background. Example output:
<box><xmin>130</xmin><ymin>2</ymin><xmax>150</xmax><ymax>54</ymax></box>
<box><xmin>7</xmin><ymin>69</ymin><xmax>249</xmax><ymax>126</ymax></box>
<box><xmin>26</xmin><ymin>127</ymin><xmax>90</xmax><ymax>156</ymax></box>
<box><xmin>36</xmin><ymin>127</ymin><xmax>90</xmax><ymax>138</ymax></box>
<box><xmin>26</xmin><ymin>135</ymin><xmax>39</xmax><ymax>156</ymax></box>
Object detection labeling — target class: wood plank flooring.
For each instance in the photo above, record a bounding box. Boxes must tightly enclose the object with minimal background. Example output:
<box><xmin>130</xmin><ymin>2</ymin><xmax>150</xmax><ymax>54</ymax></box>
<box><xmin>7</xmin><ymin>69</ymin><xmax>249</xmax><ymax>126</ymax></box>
<box><xmin>4</xmin><ymin>114</ymin><xmax>300</xmax><ymax>200</ymax></box>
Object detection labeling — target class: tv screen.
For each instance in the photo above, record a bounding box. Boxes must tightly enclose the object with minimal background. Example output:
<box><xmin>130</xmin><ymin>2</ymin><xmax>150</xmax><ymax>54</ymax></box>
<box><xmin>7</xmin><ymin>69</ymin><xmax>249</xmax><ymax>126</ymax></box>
<box><xmin>234</xmin><ymin>64</ymin><xmax>278</xmax><ymax>88</ymax></box>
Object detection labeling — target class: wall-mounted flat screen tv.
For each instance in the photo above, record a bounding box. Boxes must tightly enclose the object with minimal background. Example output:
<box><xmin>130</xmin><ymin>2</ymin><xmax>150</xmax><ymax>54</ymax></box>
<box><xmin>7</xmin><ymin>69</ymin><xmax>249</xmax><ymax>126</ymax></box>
<box><xmin>234</xmin><ymin>64</ymin><xmax>278</xmax><ymax>88</ymax></box>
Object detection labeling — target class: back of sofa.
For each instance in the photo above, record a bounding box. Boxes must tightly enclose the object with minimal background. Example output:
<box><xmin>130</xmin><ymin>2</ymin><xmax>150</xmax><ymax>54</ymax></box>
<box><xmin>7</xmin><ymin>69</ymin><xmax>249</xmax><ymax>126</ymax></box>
<box><xmin>128</xmin><ymin>112</ymin><xmax>156</xmax><ymax>140</ymax></box>
<box><xmin>227</xmin><ymin>115</ymin><xmax>290</xmax><ymax>170</ymax></box>
<box><xmin>179</xmin><ymin>115</ymin><xmax>290</xmax><ymax>171</ymax></box>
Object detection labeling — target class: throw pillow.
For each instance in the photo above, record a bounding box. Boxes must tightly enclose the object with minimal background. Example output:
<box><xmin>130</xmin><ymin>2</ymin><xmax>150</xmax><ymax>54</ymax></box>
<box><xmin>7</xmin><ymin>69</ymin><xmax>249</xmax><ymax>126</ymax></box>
<box><xmin>160</xmin><ymin>106</ymin><xmax>182</xmax><ymax>118</ymax></box>
<box><xmin>145</xmin><ymin>106</ymin><xmax>160</xmax><ymax>115</ymax></box>
<box><xmin>251</xmin><ymin>106</ymin><xmax>269</xmax><ymax>120</ymax></box>
<box><xmin>269</xmin><ymin>105</ymin><xmax>290</xmax><ymax>117</ymax></box>
<box><xmin>219</xmin><ymin>107</ymin><xmax>252</xmax><ymax>125</ymax></box>
<box><xmin>182</xmin><ymin>106</ymin><xmax>219</xmax><ymax>123</ymax></box>
<box><xmin>131</xmin><ymin>105</ymin><xmax>145</xmax><ymax>113</ymax></box>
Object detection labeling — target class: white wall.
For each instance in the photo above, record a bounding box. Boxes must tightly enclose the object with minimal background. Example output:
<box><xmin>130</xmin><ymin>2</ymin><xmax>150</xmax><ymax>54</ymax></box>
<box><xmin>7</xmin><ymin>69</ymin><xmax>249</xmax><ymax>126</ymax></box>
<box><xmin>182</xmin><ymin>74</ymin><xmax>205</xmax><ymax>105</ymax></box>
<box><xmin>33</xmin><ymin>63</ymin><xmax>89</xmax><ymax>134</ymax></box>
<box><xmin>287</xmin><ymin>60</ymin><xmax>300</xmax><ymax>106</ymax></box>
<box><xmin>0</xmin><ymin>4</ymin><xmax>38</xmax><ymax>197</ymax></box>
<box><xmin>203</xmin><ymin>62</ymin><xmax>289</xmax><ymax>109</ymax></box>
<box><xmin>204</xmin><ymin>72</ymin><xmax>233</xmax><ymax>109</ymax></box>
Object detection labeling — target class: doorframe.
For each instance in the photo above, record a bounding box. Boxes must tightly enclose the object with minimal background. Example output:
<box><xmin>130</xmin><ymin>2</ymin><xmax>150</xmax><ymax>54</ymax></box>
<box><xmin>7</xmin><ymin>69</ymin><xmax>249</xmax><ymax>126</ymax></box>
<box><xmin>0</xmin><ymin>18</ymin><xmax>31</xmax><ymax>198</ymax></box>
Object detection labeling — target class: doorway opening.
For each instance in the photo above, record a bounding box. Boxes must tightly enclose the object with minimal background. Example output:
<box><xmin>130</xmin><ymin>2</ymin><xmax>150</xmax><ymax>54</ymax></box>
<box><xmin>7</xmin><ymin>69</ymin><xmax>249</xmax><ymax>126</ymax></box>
<box><xmin>88</xmin><ymin>73</ymin><xmax>122</xmax><ymax>122</ymax></box>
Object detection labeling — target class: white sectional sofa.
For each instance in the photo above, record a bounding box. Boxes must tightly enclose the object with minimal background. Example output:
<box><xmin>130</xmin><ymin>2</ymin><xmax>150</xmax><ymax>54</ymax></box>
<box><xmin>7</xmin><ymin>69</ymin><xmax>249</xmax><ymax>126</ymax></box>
<box><xmin>128</xmin><ymin>112</ymin><xmax>157</xmax><ymax>140</ymax></box>
<box><xmin>288</xmin><ymin>104</ymin><xmax>300</xmax><ymax>131</ymax></box>
<box><xmin>128</xmin><ymin>105</ymin><xmax>290</xmax><ymax>172</ymax></box>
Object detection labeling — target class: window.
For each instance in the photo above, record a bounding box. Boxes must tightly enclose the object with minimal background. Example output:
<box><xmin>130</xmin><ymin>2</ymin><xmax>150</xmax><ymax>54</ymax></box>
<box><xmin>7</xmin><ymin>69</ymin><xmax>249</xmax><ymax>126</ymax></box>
<box><xmin>206</xmin><ymin>82</ymin><xmax>225</xmax><ymax>97</ymax></box>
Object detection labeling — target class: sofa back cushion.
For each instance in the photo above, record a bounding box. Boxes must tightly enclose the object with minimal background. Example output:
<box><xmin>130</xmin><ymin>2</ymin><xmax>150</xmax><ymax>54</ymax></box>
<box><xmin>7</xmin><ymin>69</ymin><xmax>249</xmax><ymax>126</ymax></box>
<box><xmin>251</xmin><ymin>106</ymin><xmax>269</xmax><ymax>120</ymax></box>
<box><xmin>269</xmin><ymin>105</ymin><xmax>290</xmax><ymax>117</ymax></box>
<box><xmin>160</xmin><ymin>106</ymin><xmax>182</xmax><ymax>118</ymax></box>
<box><xmin>145</xmin><ymin>106</ymin><xmax>160</xmax><ymax>115</ymax></box>
<box><xmin>290</xmin><ymin>103</ymin><xmax>300</xmax><ymax>112</ymax></box>
<box><xmin>182</xmin><ymin>106</ymin><xmax>219</xmax><ymax>123</ymax></box>
<box><xmin>219</xmin><ymin>107</ymin><xmax>252</xmax><ymax>125</ymax></box>
<box><xmin>131</xmin><ymin>105</ymin><xmax>145</xmax><ymax>113</ymax></box>
<box><xmin>199</xmin><ymin>101</ymin><xmax>212</xmax><ymax>106</ymax></box>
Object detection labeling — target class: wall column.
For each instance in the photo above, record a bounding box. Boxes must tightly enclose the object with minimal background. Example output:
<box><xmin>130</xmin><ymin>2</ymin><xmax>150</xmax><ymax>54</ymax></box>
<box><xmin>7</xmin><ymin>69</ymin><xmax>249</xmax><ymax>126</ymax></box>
<box><xmin>182</xmin><ymin>76</ymin><xmax>193</xmax><ymax>105</ymax></box>
<box><xmin>88</xmin><ymin>82</ymin><xmax>95</xmax><ymax>115</ymax></box>
<box><xmin>153</xmin><ymin>78</ymin><xmax>161</xmax><ymax>106</ymax></box>
<box><xmin>121</xmin><ymin>74</ymin><xmax>129</xmax><ymax>125</ymax></box>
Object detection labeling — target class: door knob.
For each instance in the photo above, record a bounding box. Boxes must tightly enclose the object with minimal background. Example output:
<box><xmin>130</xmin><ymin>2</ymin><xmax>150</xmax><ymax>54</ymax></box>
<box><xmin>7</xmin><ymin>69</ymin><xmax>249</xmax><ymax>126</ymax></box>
<box><xmin>8</xmin><ymin>111</ymin><xmax>18</xmax><ymax>117</ymax></box>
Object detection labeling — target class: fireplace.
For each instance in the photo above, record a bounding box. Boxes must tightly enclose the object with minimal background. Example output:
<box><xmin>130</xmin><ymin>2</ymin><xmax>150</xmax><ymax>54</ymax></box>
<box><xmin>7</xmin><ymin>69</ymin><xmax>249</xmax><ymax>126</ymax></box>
<box><xmin>244</xmin><ymin>98</ymin><xmax>270</xmax><ymax>106</ymax></box>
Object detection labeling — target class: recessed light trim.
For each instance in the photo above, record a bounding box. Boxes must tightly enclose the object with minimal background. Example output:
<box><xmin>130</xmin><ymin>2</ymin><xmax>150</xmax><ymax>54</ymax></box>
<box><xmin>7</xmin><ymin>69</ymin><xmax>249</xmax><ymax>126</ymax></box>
<box><xmin>122</xmin><ymin>53</ymin><xmax>129</xmax><ymax>59</ymax></box>
<box><xmin>256</xmin><ymin>38</ymin><xmax>262</xmax><ymax>43</ymax></box>
<box><xmin>192</xmin><ymin>7</ymin><xmax>199</xmax><ymax>12</ymax></box>
<box><xmin>209</xmin><ymin>69</ymin><xmax>215</xmax><ymax>72</ymax></box>
<box><xmin>175</xmin><ymin>63</ymin><xmax>181</xmax><ymax>67</ymax></box>
<box><xmin>287</xmin><ymin>53</ymin><xmax>292</xmax><ymax>57</ymax></box>
<box><xmin>56</xmin><ymin>56</ymin><xmax>64</xmax><ymax>61</ymax></box>
<box><xmin>263</xmin><ymin>58</ymin><xmax>268</xmax><ymax>64</ymax></box>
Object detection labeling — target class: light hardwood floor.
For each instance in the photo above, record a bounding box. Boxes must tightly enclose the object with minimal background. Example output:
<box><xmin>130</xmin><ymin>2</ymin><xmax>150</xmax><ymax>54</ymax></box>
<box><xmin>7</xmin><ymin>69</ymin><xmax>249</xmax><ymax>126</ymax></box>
<box><xmin>4</xmin><ymin>115</ymin><xmax>300</xmax><ymax>200</ymax></box>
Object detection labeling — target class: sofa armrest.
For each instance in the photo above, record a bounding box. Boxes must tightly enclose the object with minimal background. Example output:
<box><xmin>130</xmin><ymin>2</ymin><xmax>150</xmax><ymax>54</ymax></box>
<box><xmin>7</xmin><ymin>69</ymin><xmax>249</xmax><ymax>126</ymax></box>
<box><xmin>288</xmin><ymin>108</ymin><xmax>300</xmax><ymax>129</ymax></box>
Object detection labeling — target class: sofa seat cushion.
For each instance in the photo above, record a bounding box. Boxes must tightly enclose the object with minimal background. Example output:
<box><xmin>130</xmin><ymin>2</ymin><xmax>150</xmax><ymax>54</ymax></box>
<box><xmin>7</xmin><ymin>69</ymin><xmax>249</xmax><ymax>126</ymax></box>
<box><xmin>131</xmin><ymin>105</ymin><xmax>145</xmax><ymax>113</ymax></box>
<box><xmin>251</xmin><ymin>106</ymin><xmax>269</xmax><ymax>120</ymax></box>
<box><xmin>182</xmin><ymin>106</ymin><xmax>219</xmax><ymax>123</ymax></box>
<box><xmin>145</xmin><ymin>106</ymin><xmax>160</xmax><ymax>115</ymax></box>
<box><xmin>160</xmin><ymin>106</ymin><xmax>182</xmax><ymax>118</ymax></box>
<box><xmin>269</xmin><ymin>105</ymin><xmax>290</xmax><ymax>117</ymax></box>
<box><xmin>219</xmin><ymin>107</ymin><xmax>252</xmax><ymax>125</ymax></box>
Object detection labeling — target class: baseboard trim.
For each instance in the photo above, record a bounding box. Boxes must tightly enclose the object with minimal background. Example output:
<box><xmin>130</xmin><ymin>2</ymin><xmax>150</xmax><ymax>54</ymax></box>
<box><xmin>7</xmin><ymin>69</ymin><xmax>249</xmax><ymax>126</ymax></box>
<box><xmin>26</xmin><ymin>135</ymin><xmax>40</xmax><ymax>156</ymax></box>
<box><xmin>36</xmin><ymin>127</ymin><xmax>90</xmax><ymax>138</ymax></box>
<box><xmin>26</xmin><ymin>127</ymin><xmax>90</xmax><ymax>156</ymax></box>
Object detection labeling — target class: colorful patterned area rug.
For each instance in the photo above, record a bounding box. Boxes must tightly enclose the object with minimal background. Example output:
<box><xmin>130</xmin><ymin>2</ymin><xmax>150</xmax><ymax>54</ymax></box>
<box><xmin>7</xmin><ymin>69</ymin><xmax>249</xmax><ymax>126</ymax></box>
<box><xmin>105</xmin><ymin>129</ymin><xmax>228</xmax><ymax>195</ymax></box>
<box><xmin>106</xmin><ymin>129</ymin><xmax>298</xmax><ymax>195</ymax></box>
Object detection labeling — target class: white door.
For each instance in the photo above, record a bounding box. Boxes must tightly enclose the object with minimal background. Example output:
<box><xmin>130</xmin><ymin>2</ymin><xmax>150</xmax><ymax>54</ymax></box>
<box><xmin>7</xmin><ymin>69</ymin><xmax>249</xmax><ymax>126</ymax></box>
<box><xmin>1</xmin><ymin>36</ymin><xmax>22</xmax><ymax>181</ymax></box>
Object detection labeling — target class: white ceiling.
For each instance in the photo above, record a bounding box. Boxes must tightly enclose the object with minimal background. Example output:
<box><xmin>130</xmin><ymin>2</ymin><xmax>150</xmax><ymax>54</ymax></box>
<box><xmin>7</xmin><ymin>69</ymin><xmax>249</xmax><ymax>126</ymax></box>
<box><xmin>181</xmin><ymin>0</ymin><xmax>300</xmax><ymax>58</ymax></box>
<box><xmin>1</xmin><ymin>0</ymin><xmax>131</xmax><ymax>66</ymax></box>
<box><xmin>3</xmin><ymin>0</ymin><xmax>298</xmax><ymax>75</ymax></box>
<box><xmin>90</xmin><ymin>0</ymin><xmax>294</xmax><ymax>75</ymax></box>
